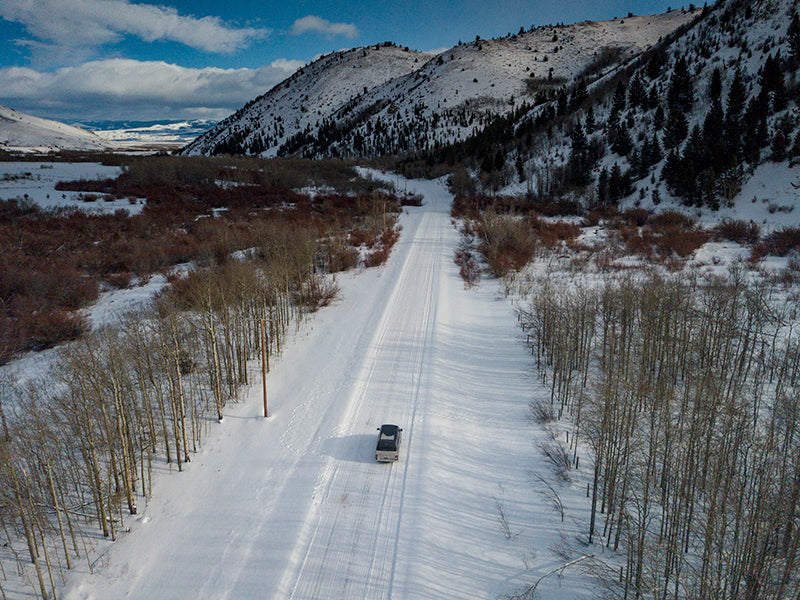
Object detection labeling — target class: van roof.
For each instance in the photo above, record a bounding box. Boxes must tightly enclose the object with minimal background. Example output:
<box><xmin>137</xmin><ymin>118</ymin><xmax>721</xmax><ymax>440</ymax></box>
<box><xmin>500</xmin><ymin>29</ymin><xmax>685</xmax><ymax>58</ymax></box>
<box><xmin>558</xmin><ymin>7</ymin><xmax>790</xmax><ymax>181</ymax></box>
<box><xmin>380</xmin><ymin>424</ymin><xmax>399</xmax><ymax>436</ymax></box>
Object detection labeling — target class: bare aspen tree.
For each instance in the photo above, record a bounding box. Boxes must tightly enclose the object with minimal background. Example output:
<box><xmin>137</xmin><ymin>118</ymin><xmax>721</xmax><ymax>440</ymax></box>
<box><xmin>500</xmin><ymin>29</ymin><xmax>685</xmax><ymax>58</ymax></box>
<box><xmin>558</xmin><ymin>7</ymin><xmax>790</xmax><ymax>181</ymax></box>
<box><xmin>0</xmin><ymin>204</ymin><xmax>349</xmax><ymax>597</ymax></box>
<box><xmin>520</xmin><ymin>272</ymin><xmax>800</xmax><ymax>599</ymax></box>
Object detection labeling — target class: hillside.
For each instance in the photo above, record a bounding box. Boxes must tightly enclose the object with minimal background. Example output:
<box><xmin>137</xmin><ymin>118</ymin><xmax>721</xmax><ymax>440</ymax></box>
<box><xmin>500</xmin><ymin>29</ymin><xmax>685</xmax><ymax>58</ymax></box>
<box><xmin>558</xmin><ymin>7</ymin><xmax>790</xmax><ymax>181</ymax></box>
<box><xmin>184</xmin><ymin>10</ymin><xmax>698</xmax><ymax>158</ymax></box>
<box><xmin>183</xmin><ymin>43</ymin><xmax>432</xmax><ymax>156</ymax></box>
<box><xmin>431</xmin><ymin>0</ymin><xmax>800</xmax><ymax>223</ymax></box>
<box><xmin>0</xmin><ymin>105</ymin><xmax>108</xmax><ymax>152</ymax></box>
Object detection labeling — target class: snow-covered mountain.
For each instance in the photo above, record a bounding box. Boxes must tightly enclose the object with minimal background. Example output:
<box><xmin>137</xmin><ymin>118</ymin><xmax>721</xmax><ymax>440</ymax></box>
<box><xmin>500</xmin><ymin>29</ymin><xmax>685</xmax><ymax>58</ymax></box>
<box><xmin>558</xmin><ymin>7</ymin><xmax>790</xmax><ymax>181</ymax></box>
<box><xmin>183</xmin><ymin>43</ymin><xmax>432</xmax><ymax>156</ymax></box>
<box><xmin>83</xmin><ymin>119</ymin><xmax>216</xmax><ymax>147</ymax></box>
<box><xmin>184</xmin><ymin>10</ymin><xmax>699</xmax><ymax>158</ymax></box>
<box><xmin>458</xmin><ymin>0</ymin><xmax>800</xmax><ymax>218</ymax></box>
<box><xmin>0</xmin><ymin>105</ymin><xmax>109</xmax><ymax>152</ymax></box>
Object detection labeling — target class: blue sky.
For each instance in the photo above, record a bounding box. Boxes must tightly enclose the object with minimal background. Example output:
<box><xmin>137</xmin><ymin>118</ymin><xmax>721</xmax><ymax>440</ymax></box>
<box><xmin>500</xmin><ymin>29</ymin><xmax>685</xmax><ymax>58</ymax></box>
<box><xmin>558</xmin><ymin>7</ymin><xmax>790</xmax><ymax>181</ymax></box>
<box><xmin>0</xmin><ymin>0</ymin><xmax>691</xmax><ymax>123</ymax></box>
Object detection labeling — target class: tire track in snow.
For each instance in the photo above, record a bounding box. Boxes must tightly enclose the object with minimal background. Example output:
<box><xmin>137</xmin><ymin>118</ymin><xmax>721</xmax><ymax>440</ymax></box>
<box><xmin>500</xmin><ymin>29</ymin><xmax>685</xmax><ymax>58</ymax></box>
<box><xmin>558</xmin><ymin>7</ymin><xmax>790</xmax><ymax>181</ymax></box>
<box><xmin>280</xmin><ymin>208</ymin><xmax>444</xmax><ymax>600</ymax></box>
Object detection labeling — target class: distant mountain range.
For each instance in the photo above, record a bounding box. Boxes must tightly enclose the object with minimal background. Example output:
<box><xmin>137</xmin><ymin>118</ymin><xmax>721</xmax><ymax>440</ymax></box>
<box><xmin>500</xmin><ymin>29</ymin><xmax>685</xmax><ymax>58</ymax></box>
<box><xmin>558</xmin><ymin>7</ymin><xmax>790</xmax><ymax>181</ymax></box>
<box><xmin>81</xmin><ymin>119</ymin><xmax>216</xmax><ymax>147</ymax></box>
<box><xmin>0</xmin><ymin>109</ymin><xmax>215</xmax><ymax>153</ymax></box>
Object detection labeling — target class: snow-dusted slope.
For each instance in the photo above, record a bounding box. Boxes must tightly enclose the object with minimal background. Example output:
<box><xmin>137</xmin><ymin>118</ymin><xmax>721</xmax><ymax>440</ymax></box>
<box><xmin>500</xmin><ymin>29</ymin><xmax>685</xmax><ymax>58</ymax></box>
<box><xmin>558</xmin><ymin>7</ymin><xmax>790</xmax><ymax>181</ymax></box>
<box><xmin>183</xmin><ymin>43</ymin><xmax>432</xmax><ymax>156</ymax></box>
<box><xmin>0</xmin><ymin>105</ymin><xmax>108</xmax><ymax>152</ymax></box>
<box><xmin>494</xmin><ymin>0</ymin><xmax>800</xmax><ymax>217</ymax></box>
<box><xmin>185</xmin><ymin>10</ymin><xmax>698</xmax><ymax>158</ymax></box>
<box><xmin>317</xmin><ymin>10</ymin><xmax>700</xmax><ymax>156</ymax></box>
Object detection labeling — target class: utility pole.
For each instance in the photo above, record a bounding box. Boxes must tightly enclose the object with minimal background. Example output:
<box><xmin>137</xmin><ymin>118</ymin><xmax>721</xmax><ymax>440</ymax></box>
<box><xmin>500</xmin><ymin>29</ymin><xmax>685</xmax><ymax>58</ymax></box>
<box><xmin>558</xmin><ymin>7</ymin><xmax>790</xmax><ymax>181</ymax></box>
<box><xmin>261</xmin><ymin>318</ymin><xmax>268</xmax><ymax>418</ymax></box>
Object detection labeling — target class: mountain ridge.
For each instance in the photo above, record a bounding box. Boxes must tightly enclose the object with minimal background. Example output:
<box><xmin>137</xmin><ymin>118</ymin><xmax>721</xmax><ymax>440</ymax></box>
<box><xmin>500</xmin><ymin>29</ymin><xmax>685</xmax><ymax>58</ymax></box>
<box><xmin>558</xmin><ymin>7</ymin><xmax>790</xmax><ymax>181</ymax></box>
<box><xmin>183</xmin><ymin>9</ymin><xmax>700</xmax><ymax>158</ymax></box>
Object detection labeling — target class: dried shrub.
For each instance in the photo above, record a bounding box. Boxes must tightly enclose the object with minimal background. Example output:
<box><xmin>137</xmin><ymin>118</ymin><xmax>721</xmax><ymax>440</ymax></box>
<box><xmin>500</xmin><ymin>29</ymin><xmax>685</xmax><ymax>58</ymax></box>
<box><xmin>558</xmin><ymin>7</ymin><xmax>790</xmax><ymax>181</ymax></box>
<box><xmin>452</xmin><ymin>193</ymin><xmax>582</xmax><ymax>220</ymax></box>
<box><xmin>578</xmin><ymin>45</ymin><xmax>627</xmax><ymax>79</ymax></box>
<box><xmin>295</xmin><ymin>276</ymin><xmax>339</xmax><ymax>312</ymax></box>
<box><xmin>106</xmin><ymin>271</ymin><xmax>134</xmax><ymax>289</ymax></box>
<box><xmin>651</xmin><ymin>227</ymin><xmax>710</xmax><ymax>258</ymax></box>
<box><xmin>319</xmin><ymin>238</ymin><xmax>359</xmax><ymax>273</ymax></box>
<box><xmin>609</xmin><ymin>210</ymin><xmax>708</xmax><ymax>261</ymax></box>
<box><xmin>778</xmin><ymin>258</ymin><xmax>800</xmax><ymax>286</ymax></box>
<box><xmin>713</xmin><ymin>219</ymin><xmax>761</xmax><ymax>244</ymax></box>
<box><xmin>538</xmin><ymin>439</ymin><xmax>572</xmax><ymax>481</ymax></box>
<box><xmin>23</xmin><ymin>310</ymin><xmax>89</xmax><ymax>351</ymax></box>
<box><xmin>530</xmin><ymin>216</ymin><xmax>582</xmax><ymax>247</ymax></box>
<box><xmin>454</xmin><ymin>247</ymin><xmax>480</xmax><ymax>287</ymax></box>
<box><xmin>530</xmin><ymin>400</ymin><xmax>557</xmax><ymax>424</ymax></box>
<box><xmin>752</xmin><ymin>227</ymin><xmax>800</xmax><ymax>261</ymax></box>
<box><xmin>1</xmin><ymin>159</ymin><xmax>400</xmax><ymax>362</ymax></box>
<box><xmin>619</xmin><ymin>208</ymin><xmax>651</xmax><ymax>227</ymax></box>
<box><xmin>648</xmin><ymin>211</ymin><xmax>696</xmax><ymax>229</ymax></box>
<box><xmin>476</xmin><ymin>212</ymin><xmax>537</xmax><ymax>277</ymax></box>
<box><xmin>364</xmin><ymin>227</ymin><xmax>400</xmax><ymax>268</ymax></box>
<box><xmin>350</xmin><ymin>228</ymin><xmax>378</xmax><ymax>247</ymax></box>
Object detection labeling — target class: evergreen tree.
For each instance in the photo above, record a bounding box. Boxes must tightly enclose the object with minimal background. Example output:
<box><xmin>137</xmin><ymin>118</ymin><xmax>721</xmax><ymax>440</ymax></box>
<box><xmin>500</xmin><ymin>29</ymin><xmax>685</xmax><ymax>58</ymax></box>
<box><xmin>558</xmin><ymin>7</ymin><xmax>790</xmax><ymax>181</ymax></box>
<box><xmin>742</xmin><ymin>90</ymin><xmax>769</xmax><ymax>164</ymax></box>
<box><xmin>662</xmin><ymin>149</ymin><xmax>682</xmax><ymax>192</ymax></box>
<box><xmin>649</xmin><ymin>133</ymin><xmax>662</xmax><ymax>165</ymax></box>
<box><xmin>515</xmin><ymin>150</ymin><xmax>526</xmax><ymax>182</ymax></box>
<box><xmin>702</xmin><ymin>96</ymin><xmax>725</xmax><ymax>165</ymax></box>
<box><xmin>612</xmin><ymin>80</ymin><xmax>627</xmax><ymax>115</ymax></box>
<box><xmin>585</xmin><ymin>105</ymin><xmax>596</xmax><ymax>132</ymax></box>
<box><xmin>557</xmin><ymin>88</ymin><xmax>568</xmax><ymax>115</ymax></box>
<box><xmin>708</xmin><ymin>67</ymin><xmax>722</xmax><ymax>101</ymax></box>
<box><xmin>646</xmin><ymin>50</ymin><xmax>665</xmax><ymax>80</ymax></box>
<box><xmin>651</xmin><ymin>187</ymin><xmax>661</xmax><ymax>206</ymax></box>
<box><xmin>682</xmin><ymin>125</ymin><xmax>705</xmax><ymax>203</ymax></box>
<box><xmin>788</xmin><ymin>12</ymin><xmax>800</xmax><ymax>68</ymax></box>
<box><xmin>611</xmin><ymin>124</ymin><xmax>633</xmax><ymax>156</ymax></box>
<box><xmin>647</xmin><ymin>83</ymin><xmax>660</xmax><ymax>109</ymax></box>
<box><xmin>653</xmin><ymin>105</ymin><xmax>666</xmax><ymax>130</ymax></box>
<box><xmin>723</xmin><ymin>68</ymin><xmax>747</xmax><ymax>165</ymax></box>
<box><xmin>567</xmin><ymin>122</ymin><xmax>592</xmax><ymax>186</ymax></box>
<box><xmin>663</xmin><ymin>110</ymin><xmax>688</xmax><ymax>148</ymax></box>
<box><xmin>494</xmin><ymin>148</ymin><xmax>506</xmax><ymax>170</ymax></box>
<box><xmin>667</xmin><ymin>56</ymin><xmax>694</xmax><ymax>114</ymax></box>
<box><xmin>627</xmin><ymin>73</ymin><xmax>647</xmax><ymax>109</ymax></box>
<box><xmin>698</xmin><ymin>169</ymin><xmax>719</xmax><ymax>210</ymax></box>
<box><xmin>608</xmin><ymin>163</ymin><xmax>629</xmax><ymax>204</ymax></box>
<box><xmin>569</xmin><ymin>79</ymin><xmax>588</xmax><ymax>111</ymax></box>
<box><xmin>597</xmin><ymin>167</ymin><xmax>609</xmax><ymax>206</ymax></box>
<box><xmin>771</xmin><ymin>128</ymin><xmax>788</xmax><ymax>161</ymax></box>
<box><xmin>761</xmin><ymin>53</ymin><xmax>787</xmax><ymax>112</ymax></box>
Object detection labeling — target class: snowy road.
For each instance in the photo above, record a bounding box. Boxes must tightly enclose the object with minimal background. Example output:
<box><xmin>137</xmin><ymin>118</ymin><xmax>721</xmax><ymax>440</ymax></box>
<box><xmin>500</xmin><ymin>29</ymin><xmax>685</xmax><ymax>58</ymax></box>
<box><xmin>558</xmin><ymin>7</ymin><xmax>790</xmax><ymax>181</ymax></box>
<box><xmin>65</xmin><ymin>178</ymin><xmax>578</xmax><ymax>600</ymax></box>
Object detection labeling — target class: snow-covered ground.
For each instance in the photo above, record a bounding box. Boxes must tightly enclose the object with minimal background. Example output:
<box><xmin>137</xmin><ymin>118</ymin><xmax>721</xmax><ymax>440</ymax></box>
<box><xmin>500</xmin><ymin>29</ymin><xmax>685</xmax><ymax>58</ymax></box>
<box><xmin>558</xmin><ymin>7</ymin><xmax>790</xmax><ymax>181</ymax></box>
<box><xmin>59</xmin><ymin>177</ymin><xmax>597</xmax><ymax>600</ymax></box>
<box><xmin>0</xmin><ymin>161</ymin><xmax>145</xmax><ymax>214</ymax></box>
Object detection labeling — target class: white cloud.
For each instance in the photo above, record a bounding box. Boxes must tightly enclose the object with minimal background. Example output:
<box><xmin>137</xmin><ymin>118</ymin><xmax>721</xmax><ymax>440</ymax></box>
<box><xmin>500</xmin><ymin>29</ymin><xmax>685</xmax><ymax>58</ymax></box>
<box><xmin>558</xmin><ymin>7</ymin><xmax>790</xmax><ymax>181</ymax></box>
<box><xmin>0</xmin><ymin>58</ymin><xmax>303</xmax><ymax>120</ymax></box>
<box><xmin>0</xmin><ymin>0</ymin><xmax>268</xmax><ymax>53</ymax></box>
<box><xmin>290</xmin><ymin>15</ymin><xmax>358</xmax><ymax>39</ymax></box>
